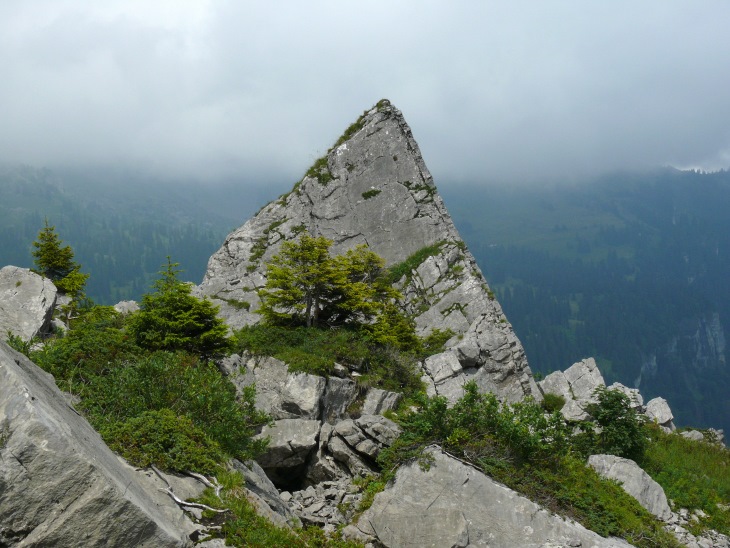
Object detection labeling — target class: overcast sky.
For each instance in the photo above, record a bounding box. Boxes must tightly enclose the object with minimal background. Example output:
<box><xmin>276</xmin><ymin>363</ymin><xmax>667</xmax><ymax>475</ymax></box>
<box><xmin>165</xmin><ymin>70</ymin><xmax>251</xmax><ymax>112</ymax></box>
<box><xmin>3</xmin><ymin>1</ymin><xmax>730</xmax><ymax>187</ymax></box>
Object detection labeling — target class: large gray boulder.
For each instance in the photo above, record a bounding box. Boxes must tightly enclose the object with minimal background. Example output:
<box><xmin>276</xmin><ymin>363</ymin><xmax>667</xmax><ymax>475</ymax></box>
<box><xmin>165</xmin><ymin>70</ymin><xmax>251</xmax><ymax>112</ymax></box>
<box><xmin>0</xmin><ymin>266</ymin><xmax>57</xmax><ymax>342</ymax></box>
<box><xmin>0</xmin><ymin>341</ymin><xmax>191</xmax><ymax>547</ymax></box>
<box><xmin>199</xmin><ymin>100</ymin><xmax>538</xmax><ymax>403</ymax></box>
<box><xmin>645</xmin><ymin>397</ymin><xmax>675</xmax><ymax>431</ymax></box>
<box><xmin>539</xmin><ymin>358</ymin><xmax>606</xmax><ymax>421</ymax></box>
<box><xmin>352</xmin><ymin>447</ymin><xmax>630</xmax><ymax>547</ymax></box>
<box><xmin>588</xmin><ymin>454</ymin><xmax>672</xmax><ymax>521</ymax></box>
<box><xmin>227</xmin><ymin>355</ymin><xmax>326</xmax><ymax>420</ymax></box>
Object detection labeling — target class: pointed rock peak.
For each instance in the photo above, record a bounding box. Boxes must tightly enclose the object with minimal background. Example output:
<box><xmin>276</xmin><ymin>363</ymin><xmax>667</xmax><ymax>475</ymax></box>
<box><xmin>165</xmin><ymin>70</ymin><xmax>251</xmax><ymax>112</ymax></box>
<box><xmin>200</xmin><ymin>100</ymin><xmax>539</xmax><ymax>402</ymax></box>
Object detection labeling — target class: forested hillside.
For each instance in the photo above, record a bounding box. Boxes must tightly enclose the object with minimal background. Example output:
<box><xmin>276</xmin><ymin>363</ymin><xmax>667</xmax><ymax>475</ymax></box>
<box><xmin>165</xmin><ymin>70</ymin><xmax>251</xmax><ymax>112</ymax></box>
<box><xmin>0</xmin><ymin>165</ymin><xmax>270</xmax><ymax>303</ymax></box>
<box><xmin>442</xmin><ymin>168</ymin><xmax>730</xmax><ymax>433</ymax></box>
<box><xmin>3</xmin><ymin>163</ymin><xmax>728</xmax><ymax>434</ymax></box>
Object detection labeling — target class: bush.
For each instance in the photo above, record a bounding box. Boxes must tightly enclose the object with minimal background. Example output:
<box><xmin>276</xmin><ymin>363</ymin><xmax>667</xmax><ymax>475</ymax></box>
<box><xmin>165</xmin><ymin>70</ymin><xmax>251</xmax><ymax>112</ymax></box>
<box><xmin>233</xmin><ymin>323</ymin><xmax>426</xmax><ymax>395</ymax></box>
<box><xmin>642</xmin><ymin>425</ymin><xmax>730</xmax><ymax>536</ymax></box>
<box><xmin>128</xmin><ymin>258</ymin><xmax>231</xmax><ymax>359</ymax></box>
<box><xmin>82</xmin><ymin>351</ymin><xmax>270</xmax><ymax>462</ymax></box>
<box><xmin>378</xmin><ymin>382</ymin><xmax>678</xmax><ymax>548</ymax></box>
<box><xmin>541</xmin><ymin>392</ymin><xmax>566</xmax><ymax>413</ymax></box>
<box><xmin>102</xmin><ymin>409</ymin><xmax>224</xmax><ymax>474</ymax></box>
<box><xmin>583</xmin><ymin>386</ymin><xmax>648</xmax><ymax>461</ymax></box>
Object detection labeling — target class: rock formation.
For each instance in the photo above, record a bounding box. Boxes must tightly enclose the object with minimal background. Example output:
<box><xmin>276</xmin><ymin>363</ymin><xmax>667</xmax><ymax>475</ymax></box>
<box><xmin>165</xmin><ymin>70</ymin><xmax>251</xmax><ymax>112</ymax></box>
<box><xmin>0</xmin><ymin>341</ymin><xmax>193</xmax><ymax>547</ymax></box>
<box><xmin>200</xmin><ymin>100</ymin><xmax>538</xmax><ymax>403</ymax></box>
<box><xmin>0</xmin><ymin>266</ymin><xmax>57</xmax><ymax>342</ymax></box>
<box><xmin>588</xmin><ymin>454</ymin><xmax>672</xmax><ymax>521</ymax></box>
<box><xmin>348</xmin><ymin>447</ymin><xmax>631</xmax><ymax>547</ymax></box>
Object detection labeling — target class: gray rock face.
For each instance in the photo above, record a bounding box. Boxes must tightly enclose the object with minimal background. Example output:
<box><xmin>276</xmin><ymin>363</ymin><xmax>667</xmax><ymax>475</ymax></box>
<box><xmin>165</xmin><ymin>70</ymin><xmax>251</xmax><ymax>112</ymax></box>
<box><xmin>231</xmin><ymin>459</ymin><xmax>298</xmax><ymax>527</ymax></box>
<box><xmin>0</xmin><ymin>341</ymin><xmax>190</xmax><ymax>547</ymax></box>
<box><xmin>588</xmin><ymin>454</ymin><xmax>672</xmax><ymax>521</ymax></box>
<box><xmin>0</xmin><ymin>266</ymin><xmax>57</xmax><ymax>342</ymax></box>
<box><xmin>539</xmin><ymin>358</ymin><xmax>606</xmax><ymax>421</ymax></box>
<box><xmin>256</xmin><ymin>418</ymin><xmax>321</xmax><ymax>471</ymax></box>
<box><xmin>353</xmin><ymin>447</ymin><xmax>630</xmax><ymax>547</ymax></box>
<box><xmin>645</xmin><ymin>397</ymin><xmax>675</xmax><ymax>431</ymax></box>
<box><xmin>113</xmin><ymin>300</ymin><xmax>140</xmax><ymax>314</ymax></box>
<box><xmin>199</xmin><ymin>100</ymin><xmax>537</xmax><ymax>403</ymax></box>
<box><xmin>229</xmin><ymin>355</ymin><xmax>326</xmax><ymax>420</ymax></box>
<box><xmin>361</xmin><ymin>387</ymin><xmax>401</xmax><ymax>416</ymax></box>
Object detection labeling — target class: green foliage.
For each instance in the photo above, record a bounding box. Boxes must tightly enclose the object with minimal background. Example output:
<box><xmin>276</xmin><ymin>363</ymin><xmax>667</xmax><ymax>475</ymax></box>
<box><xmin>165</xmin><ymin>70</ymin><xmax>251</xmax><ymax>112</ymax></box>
<box><xmin>379</xmin><ymin>382</ymin><xmax>678</xmax><ymax>548</ymax></box>
<box><xmin>541</xmin><ymin>392</ymin><xmax>566</xmax><ymax>413</ymax></box>
<box><xmin>30</xmin><ymin>307</ymin><xmax>269</xmax><ymax>471</ymax></box>
<box><xmin>304</xmin><ymin>156</ymin><xmax>334</xmax><ymax>185</ymax></box>
<box><xmin>102</xmin><ymin>409</ymin><xmax>224</xmax><ymax>474</ymax></box>
<box><xmin>32</xmin><ymin>219</ymin><xmax>77</xmax><ymax>282</ymax></box>
<box><xmin>81</xmin><ymin>351</ymin><xmax>270</xmax><ymax>462</ymax></box>
<box><xmin>6</xmin><ymin>331</ymin><xmax>36</xmax><ymax>357</ymax></box>
<box><xmin>361</xmin><ymin>189</ymin><xmax>381</xmax><ymax>200</ymax></box>
<box><xmin>234</xmin><ymin>324</ymin><xmax>424</xmax><ymax>394</ymax></box>
<box><xmin>642</xmin><ymin>426</ymin><xmax>730</xmax><ymax>536</ymax></box>
<box><xmin>581</xmin><ymin>386</ymin><xmax>648</xmax><ymax>461</ymax></box>
<box><xmin>387</xmin><ymin>241</ymin><xmax>446</xmax><ymax>284</ymax></box>
<box><xmin>352</xmin><ymin>474</ymin><xmax>387</xmax><ymax>513</ymax></box>
<box><xmin>259</xmin><ymin>234</ymin><xmax>400</xmax><ymax>328</ymax></box>
<box><xmin>194</xmin><ymin>468</ymin><xmax>363</xmax><ymax>547</ymax></box>
<box><xmin>31</xmin><ymin>219</ymin><xmax>89</xmax><ymax>311</ymax></box>
<box><xmin>127</xmin><ymin>258</ymin><xmax>231</xmax><ymax>358</ymax></box>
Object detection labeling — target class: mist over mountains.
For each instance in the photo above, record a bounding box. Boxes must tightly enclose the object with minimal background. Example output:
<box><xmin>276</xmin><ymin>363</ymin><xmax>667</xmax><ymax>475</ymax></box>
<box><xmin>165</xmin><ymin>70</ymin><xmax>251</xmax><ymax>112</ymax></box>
<box><xmin>2</xmin><ymin>163</ymin><xmax>729</xmax><ymax>434</ymax></box>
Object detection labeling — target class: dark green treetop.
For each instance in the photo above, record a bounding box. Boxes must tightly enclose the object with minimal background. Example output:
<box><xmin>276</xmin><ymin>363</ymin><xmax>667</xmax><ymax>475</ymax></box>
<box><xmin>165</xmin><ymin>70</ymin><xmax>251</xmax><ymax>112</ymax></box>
<box><xmin>258</xmin><ymin>233</ymin><xmax>400</xmax><ymax>327</ymax></box>
<box><xmin>127</xmin><ymin>258</ymin><xmax>231</xmax><ymax>358</ymax></box>
<box><xmin>32</xmin><ymin>219</ymin><xmax>89</xmax><ymax>299</ymax></box>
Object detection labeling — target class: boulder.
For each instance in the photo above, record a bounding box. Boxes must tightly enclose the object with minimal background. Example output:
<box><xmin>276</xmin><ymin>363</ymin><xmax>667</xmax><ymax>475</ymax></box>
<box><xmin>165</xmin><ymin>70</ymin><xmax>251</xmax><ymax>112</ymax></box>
<box><xmin>233</xmin><ymin>356</ymin><xmax>326</xmax><ymax>420</ymax></box>
<box><xmin>645</xmin><ymin>397</ymin><xmax>675</xmax><ymax>431</ymax></box>
<box><xmin>231</xmin><ymin>459</ymin><xmax>298</xmax><ymax>527</ymax></box>
<box><xmin>353</xmin><ymin>447</ymin><xmax>630</xmax><ymax>547</ymax></box>
<box><xmin>113</xmin><ymin>300</ymin><xmax>140</xmax><ymax>314</ymax></box>
<box><xmin>680</xmin><ymin>430</ymin><xmax>706</xmax><ymax>442</ymax></box>
<box><xmin>607</xmin><ymin>382</ymin><xmax>644</xmax><ymax>409</ymax></box>
<box><xmin>0</xmin><ymin>341</ymin><xmax>191</xmax><ymax>546</ymax></box>
<box><xmin>538</xmin><ymin>358</ymin><xmax>606</xmax><ymax>421</ymax></box>
<box><xmin>588</xmin><ymin>454</ymin><xmax>672</xmax><ymax>521</ymax></box>
<box><xmin>255</xmin><ymin>419</ymin><xmax>321</xmax><ymax>470</ymax></box>
<box><xmin>539</xmin><ymin>370</ymin><xmax>571</xmax><ymax>401</ymax></box>
<box><xmin>0</xmin><ymin>266</ymin><xmax>57</xmax><ymax>342</ymax></box>
<box><xmin>255</xmin><ymin>419</ymin><xmax>321</xmax><ymax>488</ymax></box>
<box><xmin>361</xmin><ymin>387</ymin><xmax>401</xmax><ymax>416</ymax></box>
<box><xmin>563</xmin><ymin>358</ymin><xmax>605</xmax><ymax>401</ymax></box>
<box><xmin>321</xmin><ymin>377</ymin><xmax>358</xmax><ymax>422</ymax></box>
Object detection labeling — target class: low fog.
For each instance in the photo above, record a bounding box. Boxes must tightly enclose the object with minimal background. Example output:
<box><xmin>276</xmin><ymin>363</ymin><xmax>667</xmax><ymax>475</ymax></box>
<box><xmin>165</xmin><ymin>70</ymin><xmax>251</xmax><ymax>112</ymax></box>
<box><xmin>2</xmin><ymin>1</ymin><xmax>730</xmax><ymax>186</ymax></box>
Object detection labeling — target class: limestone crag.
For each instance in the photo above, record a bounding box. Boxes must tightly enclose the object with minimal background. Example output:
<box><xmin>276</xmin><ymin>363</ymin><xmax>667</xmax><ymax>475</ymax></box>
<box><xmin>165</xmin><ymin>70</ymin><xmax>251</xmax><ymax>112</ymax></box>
<box><xmin>0</xmin><ymin>266</ymin><xmax>57</xmax><ymax>342</ymax></box>
<box><xmin>588</xmin><ymin>454</ymin><xmax>672</xmax><ymax>521</ymax></box>
<box><xmin>349</xmin><ymin>447</ymin><xmax>631</xmax><ymax>548</ymax></box>
<box><xmin>200</xmin><ymin>100</ymin><xmax>537</xmax><ymax>402</ymax></box>
<box><xmin>0</xmin><ymin>341</ymin><xmax>192</xmax><ymax>547</ymax></box>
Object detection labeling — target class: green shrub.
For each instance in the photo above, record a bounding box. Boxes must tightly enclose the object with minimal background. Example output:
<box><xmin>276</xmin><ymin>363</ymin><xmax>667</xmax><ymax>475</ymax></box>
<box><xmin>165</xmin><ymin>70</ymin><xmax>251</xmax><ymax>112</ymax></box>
<box><xmin>127</xmin><ymin>259</ymin><xmax>231</xmax><ymax>359</ymax></box>
<box><xmin>102</xmin><ymin>409</ymin><xmax>224</xmax><ymax>474</ymax></box>
<box><xmin>541</xmin><ymin>392</ymin><xmax>566</xmax><ymax>413</ymax></box>
<box><xmin>642</xmin><ymin>426</ymin><xmax>730</xmax><ymax>536</ymax></box>
<box><xmin>583</xmin><ymin>386</ymin><xmax>648</xmax><ymax>461</ymax></box>
<box><xmin>81</xmin><ymin>351</ymin><xmax>270</xmax><ymax>462</ymax></box>
<box><xmin>378</xmin><ymin>382</ymin><xmax>678</xmax><ymax>548</ymax></box>
<box><xmin>361</xmin><ymin>189</ymin><xmax>381</xmax><ymax>199</ymax></box>
<box><xmin>234</xmin><ymin>324</ymin><xmax>425</xmax><ymax>395</ymax></box>
<box><xmin>387</xmin><ymin>241</ymin><xmax>446</xmax><ymax>284</ymax></box>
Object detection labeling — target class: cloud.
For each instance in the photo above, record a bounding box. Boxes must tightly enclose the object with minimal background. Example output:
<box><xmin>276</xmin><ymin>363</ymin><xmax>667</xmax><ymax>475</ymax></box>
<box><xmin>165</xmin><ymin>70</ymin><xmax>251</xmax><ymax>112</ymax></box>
<box><xmin>2</xmin><ymin>1</ymin><xmax>730</xmax><ymax>185</ymax></box>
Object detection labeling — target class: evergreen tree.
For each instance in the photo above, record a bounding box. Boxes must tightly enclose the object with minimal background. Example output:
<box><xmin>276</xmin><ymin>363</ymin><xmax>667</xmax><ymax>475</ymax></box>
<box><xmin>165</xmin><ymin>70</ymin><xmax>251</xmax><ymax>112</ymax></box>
<box><xmin>258</xmin><ymin>234</ymin><xmax>399</xmax><ymax>327</ymax></box>
<box><xmin>32</xmin><ymin>219</ymin><xmax>76</xmax><ymax>282</ymax></box>
<box><xmin>128</xmin><ymin>258</ymin><xmax>231</xmax><ymax>358</ymax></box>
<box><xmin>31</xmin><ymin>220</ymin><xmax>89</xmax><ymax>322</ymax></box>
